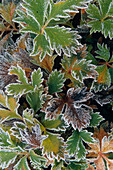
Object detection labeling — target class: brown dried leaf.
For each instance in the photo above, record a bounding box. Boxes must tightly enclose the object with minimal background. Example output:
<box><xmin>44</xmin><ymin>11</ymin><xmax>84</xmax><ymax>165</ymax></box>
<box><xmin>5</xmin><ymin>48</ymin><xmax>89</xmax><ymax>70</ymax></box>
<box><xmin>46</xmin><ymin>87</ymin><xmax>93</xmax><ymax>130</ymax></box>
<box><xmin>93</xmin><ymin>127</ymin><xmax>108</xmax><ymax>143</ymax></box>
<box><xmin>64</xmin><ymin>104</ymin><xmax>91</xmax><ymax>130</ymax></box>
<box><xmin>32</xmin><ymin>54</ymin><xmax>56</xmax><ymax>73</ymax></box>
<box><xmin>0</xmin><ymin>55</ymin><xmax>17</xmax><ymax>89</ymax></box>
<box><xmin>19</xmin><ymin>124</ymin><xmax>47</xmax><ymax>149</ymax></box>
<box><xmin>0</xmin><ymin>48</ymin><xmax>39</xmax><ymax>89</ymax></box>
<box><xmin>46</xmin><ymin>98</ymin><xmax>65</xmax><ymax>119</ymax></box>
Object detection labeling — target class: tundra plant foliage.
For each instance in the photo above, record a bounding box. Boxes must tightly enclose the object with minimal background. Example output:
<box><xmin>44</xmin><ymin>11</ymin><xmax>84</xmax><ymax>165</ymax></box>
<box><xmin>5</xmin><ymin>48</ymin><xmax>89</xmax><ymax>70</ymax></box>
<box><xmin>0</xmin><ymin>0</ymin><xmax>113</xmax><ymax>169</ymax></box>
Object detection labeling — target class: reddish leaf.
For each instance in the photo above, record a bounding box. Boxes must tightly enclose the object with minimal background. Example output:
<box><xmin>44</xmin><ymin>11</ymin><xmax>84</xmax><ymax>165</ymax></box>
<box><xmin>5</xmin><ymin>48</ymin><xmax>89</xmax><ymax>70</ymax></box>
<box><xmin>46</xmin><ymin>87</ymin><xmax>93</xmax><ymax>130</ymax></box>
<box><xmin>19</xmin><ymin>124</ymin><xmax>46</xmax><ymax>149</ymax></box>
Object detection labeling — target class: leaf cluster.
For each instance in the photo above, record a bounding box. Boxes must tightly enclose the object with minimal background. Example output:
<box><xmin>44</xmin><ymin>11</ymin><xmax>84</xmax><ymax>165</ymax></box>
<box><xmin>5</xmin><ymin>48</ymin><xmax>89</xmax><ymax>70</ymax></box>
<box><xmin>0</xmin><ymin>0</ymin><xmax>113</xmax><ymax>169</ymax></box>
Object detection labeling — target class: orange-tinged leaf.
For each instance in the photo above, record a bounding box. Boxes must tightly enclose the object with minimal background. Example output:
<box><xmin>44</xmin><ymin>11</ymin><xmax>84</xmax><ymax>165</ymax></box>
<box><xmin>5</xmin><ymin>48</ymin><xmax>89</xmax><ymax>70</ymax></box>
<box><xmin>54</xmin><ymin>1</ymin><xmax>65</xmax><ymax>6</ymax></box>
<box><xmin>6</xmin><ymin>97</ymin><xmax>18</xmax><ymax>112</ymax></box>
<box><xmin>96</xmin><ymin>65</ymin><xmax>111</xmax><ymax>87</ymax></box>
<box><xmin>0</xmin><ymin>110</ymin><xmax>21</xmax><ymax>120</ymax></box>
<box><xmin>94</xmin><ymin>155</ymin><xmax>105</xmax><ymax>170</ymax></box>
<box><xmin>101</xmin><ymin>136</ymin><xmax>113</xmax><ymax>153</ymax></box>
<box><xmin>0</xmin><ymin>93</ymin><xmax>22</xmax><ymax>120</ymax></box>
<box><xmin>106</xmin><ymin>158</ymin><xmax>113</xmax><ymax>170</ymax></box>
<box><xmin>86</xmin><ymin>164</ymin><xmax>95</xmax><ymax>170</ymax></box>
<box><xmin>88</xmin><ymin>141</ymin><xmax>100</xmax><ymax>154</ymax></box>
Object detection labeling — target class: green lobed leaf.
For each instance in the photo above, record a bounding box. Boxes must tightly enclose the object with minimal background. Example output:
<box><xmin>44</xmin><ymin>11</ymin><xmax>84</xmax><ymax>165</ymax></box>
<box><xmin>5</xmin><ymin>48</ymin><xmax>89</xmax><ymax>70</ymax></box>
<box><xmin>95</xmin><ymin>43</ymin><xmax>110</xmax><ymax>62</ymax></box>
<box><xmin>85</xmin><ymin>52</ymin><xmax>98</xmax><ymax>65</ymax></box>
<box><xmin>13</xmin><ymin>0</ymin><xmax>82</xmax><ymax>60</ymax></box>
<box><xmin>48</xmin><ymin>0</ymin><xmax>91</xmax><ymax>22</ymax></box>
<box><xmin>62</xmin><ymin>55</ymin><xmax>97</xmax><ymax>85</ymax></box>
<box><xmin>47</xmin><ymin>69</ymin><xmax>65</xmax><ymax>94</ymax></box>
<box><xmin>42</xmin><ymin>115</ymin><xmax>67</xmax><ymax>131</ymax></box>
<box><xmin>102</xmin><ymin>19</ymin><xmax>113</xmax><ymax>38</ymax></box>
<box><xmin>21</xmin><ymin>0</ymin><xmax>48</xmax><ymax>27</ymax></box>
<box><xmin>86</xmin><ymin>3</ymin><xmax>101</xmax><ymax>20</ymax></box>
<box><xmin>31</xmin><ymin>34</ymin><xmax>52</xmax><ymax>61</ymax></box>
<box><xmin>6</xmin><ymin>66</ymin><xmax>44</xmax><ymax>98</ymax></box>
<box><xmin>86</xmin><ymin>0</ymin><xmax>113</xmax><ymax>39</ymax></box>
<box><xmin>76</xmin><ymin>140</ymin><xmax>86</xmax><ymax>160</ymax></box>
<box><xmin>0</xmin><ymin>150</ymin><xmax>18</xmax><ymax>169</ymax></box>
<box><xmin>71</xmin><ymin>59</ymin><xmax>96</xmax><ymax>82</ymax></box>
<box><xmin>23</xmin><ymin>109</ymin><xmax>34</xmax><ymax>125</ymax></box>
<box><xmin>29</xmin><ymin>150</ymin><xmax>46</xmax><ymax>168</ymax></box>
<box><xmin>79</xmin><ymin>130</ymin><xmax>94</xmax><ymax>144</ymax></box>
<box><xmin>98</xmin><ymin>0</ymin><xmax>113</xmax><ymax>18</ymax></box>
<box><xmin>26</xmin><ymin>89</ymin><xmax>44</xmax><ymax>113</ymax></box>
<box><xmin>14</xmin><ymin>9</ymin><xmax>40</xmax><ymax>34</ymax></box>
<box><xmin>31</xmin><ymin>68</ymin><xmax>43</xmax><ymax>88</ymax></box>
<box><xmin>66</xmin><ymin>130</ymin><xmax>94</xmax><ymax>160</ymax></box>
<box><xmin>9</xmin><ymin>65</ymin><xmax>28</xmax><ymax>84</ymax></box>
<box><xmin>90</xmin><ymin>112</ymin><xmax>104</xmax><ymax>127</ymax></box>
<box><xmin>45</xmin><ymin>26</ymin><xmax>79</xmax><ymax>56</ymax></box>
<box><xmin>6</xmin><ymin>84</ymin><xmax>33</xmax><ymax>97</ymax></box>
<box><xmin>88</xmin><ymin>20</ymin><xmax>102</xmax><ymax>35</ymax></box>
<box><xmin>0</xmin><ymin>128</ymin><xmax>11</xmax><ymax>147</ymax></box>
<box><xmin>14</xmin><ymin>156</ymin><xmax>30</xmax><ymax>170</ymax></box>
<box><xmin>67</xmin><ymin>161</ymin><xmax>87</xmax><ymax>170</ymax></box>
<box><xmin>66</xmin><ymin>130</ymin><xmax>80</xmax><ymax>155</ymax></box>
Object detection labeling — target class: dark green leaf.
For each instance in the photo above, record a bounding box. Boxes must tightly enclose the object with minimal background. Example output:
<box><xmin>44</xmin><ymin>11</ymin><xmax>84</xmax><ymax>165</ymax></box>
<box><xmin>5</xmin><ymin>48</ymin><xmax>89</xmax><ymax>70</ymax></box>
<box><xmin>47</xmin><ymin>70</ymin><xmax>65</xmax><ymax>94</ymax></box>
<box><xmin>90</xmin><ymin>112</ymin><xmax>104</xmax><ymax>127</ymax></box>
<box><xmin>79</xmin><ymin>130</ymin><xmax>94</xmax><ymax>143</ymax></box>
<box><xmin>66</xmin><ymin>130</ymin><xmax>80</xmax><ymax>155</ymax></box>
<box><xmin>26</xmin><ymin>89</ymin><xmax>44</xmax><ymax>113</ymax></box>
<box><xmin>31</xmin><ymin>68</ymin><xmax>43</xmax><ymax>88</ymax></box>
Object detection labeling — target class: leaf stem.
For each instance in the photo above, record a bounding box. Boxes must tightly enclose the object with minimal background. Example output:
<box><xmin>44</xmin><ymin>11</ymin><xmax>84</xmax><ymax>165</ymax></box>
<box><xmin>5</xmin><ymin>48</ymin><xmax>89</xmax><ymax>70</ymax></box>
<box><xmin>41</xmin><ymin>20</ymin><xmax>51</xmax><ymax>34</ymax></box>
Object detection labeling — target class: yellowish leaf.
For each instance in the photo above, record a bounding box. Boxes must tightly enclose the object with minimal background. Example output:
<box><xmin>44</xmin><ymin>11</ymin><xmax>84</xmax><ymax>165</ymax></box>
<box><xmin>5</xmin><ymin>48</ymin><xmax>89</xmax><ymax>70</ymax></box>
<box><xmin>0</xmin><ymin>2</ymin><xmax>16</xmax><ymax>26</ymax></box>
<box><xmin>0</xmin><ymin>93</ymin><xmax>22</xmax><ymax>120</ymax></box>
<box><xmin>42</xmin><ymin>132</ymin><xmax>60</xmax><ymax>154</ymax></box>
<box><xmin>0</xmin><ymin>93</ymin><xmax>6</xmax><ymax>107</ymax></box>
<box><xmin>6</xmin><ymin>97</ymin><xmax>18</xmax><ymax>112</ymax></box>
